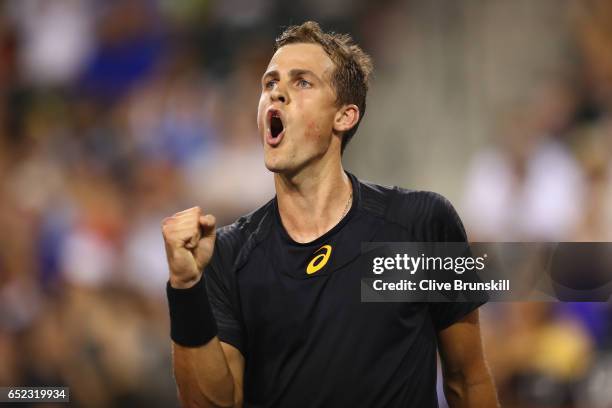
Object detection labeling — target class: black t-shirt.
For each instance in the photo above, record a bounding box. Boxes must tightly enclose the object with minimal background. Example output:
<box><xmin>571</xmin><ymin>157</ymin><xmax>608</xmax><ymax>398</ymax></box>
<box><xmin>204</xmin><ymin>173</ymin><xmax>484</xmax><ymax>407</ymax></box>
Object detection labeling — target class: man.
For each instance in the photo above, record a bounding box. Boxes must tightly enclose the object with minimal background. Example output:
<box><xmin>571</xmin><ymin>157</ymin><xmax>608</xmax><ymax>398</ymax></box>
<box><xmin>162</xmin><ymin>21</ymin><xmax>498</xmax><ymax>407</ymax></box>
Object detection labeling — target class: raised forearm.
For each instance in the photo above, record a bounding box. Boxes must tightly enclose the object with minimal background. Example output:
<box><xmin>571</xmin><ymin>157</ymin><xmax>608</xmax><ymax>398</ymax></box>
<box><xmin>173</xmin><ymin>338</ymin><xmax>236</xmax><ymax>408</ymax></box>
<box><xmin>163</xmin><ymin>208</ymin><xmax>244</xmax><ymax>407</ymax></box>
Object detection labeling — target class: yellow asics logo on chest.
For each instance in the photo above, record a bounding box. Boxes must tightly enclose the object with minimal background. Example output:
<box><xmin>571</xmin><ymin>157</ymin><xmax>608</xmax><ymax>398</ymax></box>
<box><xmin>306</xmin><ymin>245</ymin><xmax>332</xmax><ymax>275</ymax></box>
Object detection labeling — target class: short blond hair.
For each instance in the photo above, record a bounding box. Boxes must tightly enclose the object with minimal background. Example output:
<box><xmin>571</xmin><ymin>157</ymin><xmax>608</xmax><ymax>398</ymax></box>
<box><xmin>275</xmin><ymin>21</ymin><xmax>373</xmax><ymax>152</ymax></box>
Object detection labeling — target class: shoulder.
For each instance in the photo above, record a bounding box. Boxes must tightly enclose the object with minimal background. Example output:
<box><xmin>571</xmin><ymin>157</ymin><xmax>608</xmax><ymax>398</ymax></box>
<box><xmin>214</xmin><ymin>199</ymin><xmax>276</xmax><ymax>270</ymax></box>
<box><xmin>357</xmin><ymin>177</ymin><xmax>466</xmax><ymax>241</ymax></box>
<box><xmin>392</xmin><ymin>187</ymin><xmax>461</xmax><ymax>226</ymax></box>
<box><xmin>358</xmin><ymin>178</ymin><xmax>458</xmax><ymax>223</ymax></box>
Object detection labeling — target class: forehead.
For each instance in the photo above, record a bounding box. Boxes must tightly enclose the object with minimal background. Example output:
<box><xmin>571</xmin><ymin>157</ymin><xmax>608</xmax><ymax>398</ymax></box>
<box><xmin>266</xmin><ymin>43</ymin><xmax>335</xmax><ymax>78</ymax></box>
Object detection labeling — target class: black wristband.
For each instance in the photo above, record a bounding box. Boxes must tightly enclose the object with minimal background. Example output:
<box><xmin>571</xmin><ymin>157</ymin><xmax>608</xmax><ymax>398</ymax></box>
<box><xmin>166</xmin><ymin>276</ymin><xmax>218</xmax><ymax>347</ymax></box>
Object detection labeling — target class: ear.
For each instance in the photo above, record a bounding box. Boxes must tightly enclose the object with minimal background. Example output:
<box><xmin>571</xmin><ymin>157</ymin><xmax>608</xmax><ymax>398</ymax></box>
<box><xmin>333</xmin><ymin>104</ymin><xmax>360</xmax><ymax>134</ymax></box>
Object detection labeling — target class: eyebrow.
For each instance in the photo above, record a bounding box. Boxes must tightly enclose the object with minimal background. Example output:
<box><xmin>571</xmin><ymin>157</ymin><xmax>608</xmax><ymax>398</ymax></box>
<box><xmin>261</xmin><ymin>68</ymin><xmax>321</xmax><ymax>83</ymax></box>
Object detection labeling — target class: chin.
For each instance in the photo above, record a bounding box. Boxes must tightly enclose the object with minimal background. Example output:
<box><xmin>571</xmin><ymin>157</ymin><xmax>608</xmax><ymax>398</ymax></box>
<box><xmin>264</xmin><ymin>155</ymin><xmax>302</xmax><ymax>176</ymax></box>
<box><xmin>264</xmin><ymin>162</ymin><xmax>283</xmax><ymax>173</ymax></box>
<box><xmin>264</xmin><ymin>155</ymin><xmax>287</xmax><ymax>173</ymax></box>
<box><xmin>264</xmin><ymin>161</ymin><xmax>295</xmax><ymax>175</ymax></box>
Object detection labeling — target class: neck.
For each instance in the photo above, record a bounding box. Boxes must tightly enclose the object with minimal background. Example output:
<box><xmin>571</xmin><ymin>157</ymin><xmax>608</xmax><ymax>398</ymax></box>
<box><xmin>275</xmin><ymin>158</ymin><xmax>352</xmax><ymax>243</ymax></box>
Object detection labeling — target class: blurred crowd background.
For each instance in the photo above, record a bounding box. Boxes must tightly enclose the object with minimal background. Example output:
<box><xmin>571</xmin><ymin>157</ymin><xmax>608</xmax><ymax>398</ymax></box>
<box><xmin>1</xmin><ymin>0</ymin><xmax>612</xmax><ymax>407</ymax></box>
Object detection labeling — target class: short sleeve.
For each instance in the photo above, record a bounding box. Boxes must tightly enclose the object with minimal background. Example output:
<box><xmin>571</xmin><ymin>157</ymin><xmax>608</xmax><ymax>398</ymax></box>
<box><xmin>428</xmin><ymin>194</ymin><xmax>487</xmax><ymax>331</ymax></box>
<box><xmin>204</xmin><ymin>235</ymin><xmax>246</xmax><ymax>355</ymax></box>
<box><xmin>432</xmin><ymin>193</ymin><xmax>468</xmax><ymax>242</ymax></box>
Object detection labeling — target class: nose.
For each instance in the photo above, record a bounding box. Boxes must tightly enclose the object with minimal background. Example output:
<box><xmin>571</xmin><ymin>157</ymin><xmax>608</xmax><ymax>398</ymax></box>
<box><xmin>270</xmin><ymin>85</ymin><xmax>287</xmax><ymax>104</ymax></box>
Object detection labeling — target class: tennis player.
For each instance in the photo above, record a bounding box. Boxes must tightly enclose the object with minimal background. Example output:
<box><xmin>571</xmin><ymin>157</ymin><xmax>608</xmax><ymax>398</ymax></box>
<box><xmin>162</xmin><ymin>21</ymin><xmax>498</xmax><ymax>408</ymax></box>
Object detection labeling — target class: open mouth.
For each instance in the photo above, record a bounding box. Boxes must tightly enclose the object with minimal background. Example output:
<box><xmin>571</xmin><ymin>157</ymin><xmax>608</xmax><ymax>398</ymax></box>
<box><xmin>271</xmin><ymin>115</ymin><xmax>284</xmax><ymax>138</ymax></box>
<box><xmin>266</xmin><ymin>109</ymin><xmax>285</xmax><ymax>146</ymax></box>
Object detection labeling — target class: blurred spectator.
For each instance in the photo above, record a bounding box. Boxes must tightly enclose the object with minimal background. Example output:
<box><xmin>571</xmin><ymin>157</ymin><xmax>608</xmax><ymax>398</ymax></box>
<box><xmin>570</xmin><ymin>0</ymin><xmax>612</xmax><ymax>116</ymax></box>
<box><xmin>570</xmin><ymin>116</ymin><xmax>612</xmax><ymax>241</ymax></box>
<box><xmin>482</xmin><ymin>303</ymin><xmax>593</xmax><ymax>408</ymax></box>
<box><xmin>78</xmin><ymin>0</ymin><xmax>164</xmax><ymax>102</ymax></box>
<box><xmin>462</xmin><ymin>80</ymin><xmax>586</xmax><ymax>240</ymax></box>
<box><xmin>7</xmin><ymin>0</ymin><xmax>95</xmax><ymax>87</ymax></box>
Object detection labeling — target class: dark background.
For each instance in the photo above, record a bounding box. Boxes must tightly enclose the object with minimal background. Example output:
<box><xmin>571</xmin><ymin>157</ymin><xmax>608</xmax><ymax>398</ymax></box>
<box><xmin>1</xmin><ymin>0</ymin><xmax>612</xmax><ymax>407</ymax></box>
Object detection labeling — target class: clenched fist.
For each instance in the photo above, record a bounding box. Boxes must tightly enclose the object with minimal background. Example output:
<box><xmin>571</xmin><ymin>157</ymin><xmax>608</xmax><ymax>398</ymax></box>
<box><xmin>162</xmin><ymin>206</ymin><xmax>216</xmax><ymax>289</ymax></box>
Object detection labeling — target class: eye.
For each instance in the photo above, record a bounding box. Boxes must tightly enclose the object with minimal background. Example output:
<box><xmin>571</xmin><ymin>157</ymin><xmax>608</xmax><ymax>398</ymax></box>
<box><xmin>296</xmin><ymin>79</ymin><xmax>311</xmax><ymax>88</ymax></box>
<box><xmin>264</xmin><ymin>79</ymin><xmax>277</xmax><ymax>89</ymax></box>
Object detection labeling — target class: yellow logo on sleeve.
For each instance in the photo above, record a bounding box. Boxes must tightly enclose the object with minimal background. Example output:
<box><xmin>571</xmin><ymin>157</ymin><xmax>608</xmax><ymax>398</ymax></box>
<box><xmin>306</xmin><ymin>244</ymin><xmax>332</xmax><ymax>275</ymax></box>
